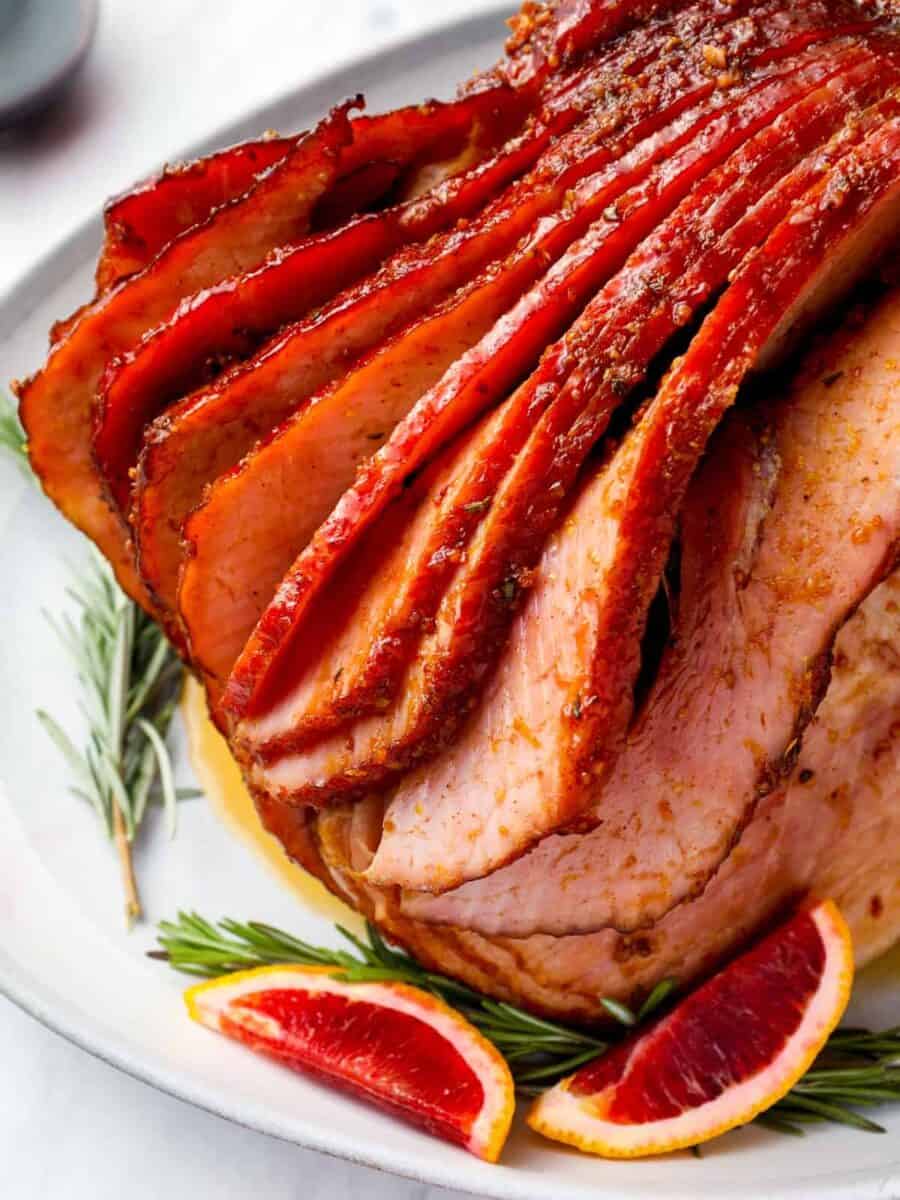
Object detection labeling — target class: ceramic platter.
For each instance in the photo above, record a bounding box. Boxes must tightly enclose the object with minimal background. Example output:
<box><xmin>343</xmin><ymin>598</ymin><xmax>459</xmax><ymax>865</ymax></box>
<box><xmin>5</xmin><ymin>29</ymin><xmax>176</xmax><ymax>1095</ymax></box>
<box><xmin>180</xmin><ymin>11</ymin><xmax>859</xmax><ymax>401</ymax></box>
<box><xmin>0</xmin><ymin>9</ymin><xmax>898</xmax><ymax>1198</ymax></box>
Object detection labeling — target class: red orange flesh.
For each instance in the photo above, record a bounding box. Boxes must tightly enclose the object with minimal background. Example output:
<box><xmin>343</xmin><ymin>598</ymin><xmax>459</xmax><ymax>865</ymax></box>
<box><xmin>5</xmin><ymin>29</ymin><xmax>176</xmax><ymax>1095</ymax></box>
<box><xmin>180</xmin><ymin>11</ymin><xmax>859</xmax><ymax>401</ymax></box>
<box><xmin>187</xmin><ymin>965</ymin><xmax>514</xmax><ymax>1161</ymax></box>
<box><xmin>528</xmin><ymin>899</ymin><xmax>853</xmax><ymax>1157</ymax></box>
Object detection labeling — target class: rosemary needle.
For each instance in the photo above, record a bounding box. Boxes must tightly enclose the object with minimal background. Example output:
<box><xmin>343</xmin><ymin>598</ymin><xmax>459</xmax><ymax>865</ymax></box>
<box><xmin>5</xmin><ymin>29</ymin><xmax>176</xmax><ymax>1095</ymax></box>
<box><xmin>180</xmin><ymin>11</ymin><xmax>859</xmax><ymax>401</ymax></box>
<box><xmin>0</xmin><ymin>392</ymin><xmax>29</xmax><ymax>473</ymax></box>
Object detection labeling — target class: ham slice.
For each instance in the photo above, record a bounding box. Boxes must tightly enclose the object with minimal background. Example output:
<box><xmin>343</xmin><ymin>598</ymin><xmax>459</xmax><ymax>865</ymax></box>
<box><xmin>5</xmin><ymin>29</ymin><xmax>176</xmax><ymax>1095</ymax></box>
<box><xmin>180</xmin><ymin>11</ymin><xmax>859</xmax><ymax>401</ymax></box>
<box><xmin>361</xmin><ymin>116</ymin><xmax>900</xmax><ymax>892</ymax></box>
<box><xmin>223</xmin><ymin>17</ymin><xmax>871</xmax><ymax>725</ymax></box>
<box><xmin>401</xmin><ymin>289</ymin><xmax>900</xmax><ymax>934</ymax></box>
<box><xmin>46</xmin><ymin>136</ymin><xmax>296</xmax><ymax>346</ymax></box>
<box><xmin>55</xmin><ymin>134</ymin><xmax>419</xmax><ymax>348</ymax></box>
<box><xmin>298</xmin><ymin>571</ymin><xmax>900</xmax><ymax>1022</ymax></box>
<box><xmin>244</xmin><ymin>50</ymin><xmax>897</xmax><ymax>785</ymax></box>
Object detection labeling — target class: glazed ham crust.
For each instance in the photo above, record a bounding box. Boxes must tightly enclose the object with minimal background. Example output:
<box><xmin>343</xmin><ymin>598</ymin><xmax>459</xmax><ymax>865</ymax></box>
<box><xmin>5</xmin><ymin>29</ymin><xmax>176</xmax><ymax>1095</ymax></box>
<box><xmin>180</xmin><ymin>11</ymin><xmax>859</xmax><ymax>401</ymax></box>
<box><xmin>301</xmin><ymin>572</ymin><xmax>900</xmax><ymax>1022</ymax></box>
<box><xmin>184</xmin><ymin>0</ymin><xmax>841</xmax><ymax>693</ymax></box>
<box><xmin>19</xmin><ymin>0</ymin><xmax>900</xmax><ymax>1019</ymax></box>
<box><xmin>245</xmin><ymin>54</ymin><xmax>900</xmax><ymax>813</ymax></box>
<box><xmin>223</xmin><ymin>8</ymin><xmax>885</xmax><ymax>727</ymax></box>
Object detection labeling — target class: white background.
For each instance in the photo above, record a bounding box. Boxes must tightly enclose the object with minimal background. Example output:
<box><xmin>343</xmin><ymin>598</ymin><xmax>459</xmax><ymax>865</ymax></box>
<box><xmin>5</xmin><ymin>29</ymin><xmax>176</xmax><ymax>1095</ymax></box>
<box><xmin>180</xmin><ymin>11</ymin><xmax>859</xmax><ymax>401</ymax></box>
<box><xmin>0</xmin><ymin>2</ymin><xmax>501</xmax><ymax>1196</ymax></box>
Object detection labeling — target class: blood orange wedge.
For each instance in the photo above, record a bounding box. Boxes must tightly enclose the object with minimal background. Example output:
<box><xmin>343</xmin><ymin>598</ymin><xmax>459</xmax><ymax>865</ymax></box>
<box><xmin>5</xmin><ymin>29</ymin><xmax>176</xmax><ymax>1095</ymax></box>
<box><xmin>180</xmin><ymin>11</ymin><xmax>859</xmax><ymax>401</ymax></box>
<box><xmin>528</xmin><ymin>899</ymin><xmax>853</xmax><ymax>1158</ymax></box>
<box><xmin>186</xmin><ymin>965</ymin><xmax>514</xmax><ymax>1161</ymax></box>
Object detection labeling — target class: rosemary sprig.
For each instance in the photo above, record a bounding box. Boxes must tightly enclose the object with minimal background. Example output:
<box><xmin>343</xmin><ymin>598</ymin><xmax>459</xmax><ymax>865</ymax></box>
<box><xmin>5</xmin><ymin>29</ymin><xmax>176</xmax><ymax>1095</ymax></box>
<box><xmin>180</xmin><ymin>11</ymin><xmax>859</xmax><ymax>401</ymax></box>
<box><xmin>2</xmin><ymin>390</ymin><xmax>194</xmax><ymax>924</ymax></box>
<box><xmin>39</xmin><ymin>552</ymin><xmax>192</xmax><ymax>927</ymax></box>
<box><xmin>0</xmin><ymin>392</ymin><xmax>29</xmax><ymax>472</ymax></box>
<box><xmin>153</xmin><ymin>912</ymin><xmax>900</xmax><ymax>1131</ymax></box>
<box><xmin>153</xmin><ymin>912</ymin><xmax>607</xmax><ymax>1087</ymax></box>
<box><xmin>765</xmin><ymin>1026</ymin><xmax>900</xmax><ymax>1134</ymax></box>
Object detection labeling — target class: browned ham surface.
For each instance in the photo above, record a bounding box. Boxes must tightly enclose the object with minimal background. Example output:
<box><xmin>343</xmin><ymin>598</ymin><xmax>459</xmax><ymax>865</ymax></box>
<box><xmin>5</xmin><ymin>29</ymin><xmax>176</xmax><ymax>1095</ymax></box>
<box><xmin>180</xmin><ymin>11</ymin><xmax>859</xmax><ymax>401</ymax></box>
<box><xmin>224</xmin><ymin>16</ymin><xmax>885</xmax><ymax>730</ymax></box>
<box><xmin>20</xmin><ymin>0</ymin><xmax>900</xmax><ymax>1018</ymax></box>
<box><xmin>291</xmin><ymin>122</ymin><xmax>900</xmax><ymax>890</ymax></box>
<box><xmin>182</xmin><ymin>0</ymin><xmax>838</xmax><ymax>691</ymax></box>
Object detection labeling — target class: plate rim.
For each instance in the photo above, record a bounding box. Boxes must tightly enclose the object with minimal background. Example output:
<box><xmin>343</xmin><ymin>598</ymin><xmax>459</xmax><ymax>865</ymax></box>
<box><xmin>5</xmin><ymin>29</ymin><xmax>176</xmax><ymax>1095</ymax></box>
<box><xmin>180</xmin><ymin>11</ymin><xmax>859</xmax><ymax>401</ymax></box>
<box><xmin>1</xmin><ymin>8</ymin><xmax>899</xmax><ymax>1197</ymax></box>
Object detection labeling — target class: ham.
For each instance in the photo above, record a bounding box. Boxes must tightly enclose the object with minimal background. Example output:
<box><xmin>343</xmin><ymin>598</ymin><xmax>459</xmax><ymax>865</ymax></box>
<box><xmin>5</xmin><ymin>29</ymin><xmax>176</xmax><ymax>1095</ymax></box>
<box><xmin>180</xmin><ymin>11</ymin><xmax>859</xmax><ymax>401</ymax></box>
<box><xmin>400</xmin><ymin>289</ymin><xmax>900</xmax><ymax>934</ymax></box>
<box><xmin>179</xmin><ymin>25</ymin><xmax>795</xmax><ymax>690</ymax></box>
<box><xmin>223</xmin><ymin>14</ymin><xmax>873</xmax><ymax>725</ymax></box>
<box><xmin>363</xmin><ymin>117</ymin><xmax>900</xmax><ymax>892</ymax></box>
<box><xmin>23</xmin><ymin>0</ymin><xmax>900</xmax><ymax>1023</ymax></box>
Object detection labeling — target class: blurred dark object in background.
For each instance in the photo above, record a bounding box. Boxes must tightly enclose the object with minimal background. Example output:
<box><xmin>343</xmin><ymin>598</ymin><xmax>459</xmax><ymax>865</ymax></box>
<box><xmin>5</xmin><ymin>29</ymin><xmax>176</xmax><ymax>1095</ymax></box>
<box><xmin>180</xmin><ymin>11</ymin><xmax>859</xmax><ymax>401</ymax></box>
<box><xmin>0</xmin><ymin>0</ymin><xmax>97</xmax><ymax>129</ymax></box>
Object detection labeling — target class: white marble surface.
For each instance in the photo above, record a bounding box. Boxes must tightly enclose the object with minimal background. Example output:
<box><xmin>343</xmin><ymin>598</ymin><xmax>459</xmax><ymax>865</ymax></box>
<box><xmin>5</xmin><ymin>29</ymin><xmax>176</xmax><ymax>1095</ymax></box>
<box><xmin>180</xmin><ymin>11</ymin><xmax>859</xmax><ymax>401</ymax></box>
<box><xmin>0</xmin><ymin>2</ymin><xmax>504</xmax><ymax>1196</ymax></box>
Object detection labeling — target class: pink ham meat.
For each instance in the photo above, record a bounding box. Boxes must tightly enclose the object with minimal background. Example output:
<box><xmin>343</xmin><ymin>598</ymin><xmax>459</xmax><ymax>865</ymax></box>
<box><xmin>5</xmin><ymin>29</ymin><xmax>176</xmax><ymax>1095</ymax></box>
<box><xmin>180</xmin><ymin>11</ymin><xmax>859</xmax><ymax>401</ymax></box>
<box><xmin>222</xmin><ymin>18</ymin><xmax>876</xmax><ymax>725</ymax></box>
<box><xmin>357</xmin><ymin>116</ymin><xmax>900</xmax><ymax>893</ymax></box>
<box><xmin>301</xmin><ymin>571</ymin><xmax>900</xmax><ymax>1022</ymax></box>
<box><xmin>94</xmin><ymin>88</ymin><xmax>531</xmax><ymax>515</ymax></box>
<box><xmin>400</xmin><ymin>289</ymin><xmax>900</xmax><ymax>934</ymax></box>
<box><xmin>144</xmin><ymin>0</ymin><xmax>817</xmax><ymax>659</ymax></box>
<box><xmin>241</xmin><ymin>51</ymin><xmax>898</xmax><ymax>782</ymax></box>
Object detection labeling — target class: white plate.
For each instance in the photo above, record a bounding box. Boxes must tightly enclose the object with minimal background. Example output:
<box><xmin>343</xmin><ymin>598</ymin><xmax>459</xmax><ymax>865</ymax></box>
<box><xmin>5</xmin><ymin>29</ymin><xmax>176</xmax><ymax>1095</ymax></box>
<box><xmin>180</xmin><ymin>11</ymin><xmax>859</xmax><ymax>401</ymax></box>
<box><xmin>0</xmin><ymin>10</ymin><xmax>898</xmax><ymax>1198</ymax></box>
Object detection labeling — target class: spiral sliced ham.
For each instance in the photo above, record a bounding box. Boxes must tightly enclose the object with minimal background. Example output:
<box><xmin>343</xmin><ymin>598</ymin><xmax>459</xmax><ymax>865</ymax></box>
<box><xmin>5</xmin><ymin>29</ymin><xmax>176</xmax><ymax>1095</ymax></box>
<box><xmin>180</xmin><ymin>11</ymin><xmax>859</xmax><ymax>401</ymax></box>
<box><xmin>224</xmin><ymin>20</ymin><xmax>880</xmax><ymax>729</ymax></box>
<box><xmin>360</xmin><ymin>117</ymin><xmax>900</xmax><ymax>892</ymax></box>
<box><xmin>20</xmin><ymin>0</ymin><xmax>900</xmax><ymax>1020</ymax></box>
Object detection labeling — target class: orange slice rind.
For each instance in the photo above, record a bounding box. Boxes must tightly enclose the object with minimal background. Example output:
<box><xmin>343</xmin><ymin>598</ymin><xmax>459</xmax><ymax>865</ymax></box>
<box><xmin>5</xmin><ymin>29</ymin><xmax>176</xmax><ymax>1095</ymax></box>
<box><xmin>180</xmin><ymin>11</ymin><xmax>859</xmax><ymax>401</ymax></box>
<box><xmin>527</xmin><ymin>898</ymin><xmax>854</xmax><ymax>1158</ymax></box>
<box><xmin>187</xmin><ymin>964</ymin><xmax>514</xmax><ymax>1162</ymax></box>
